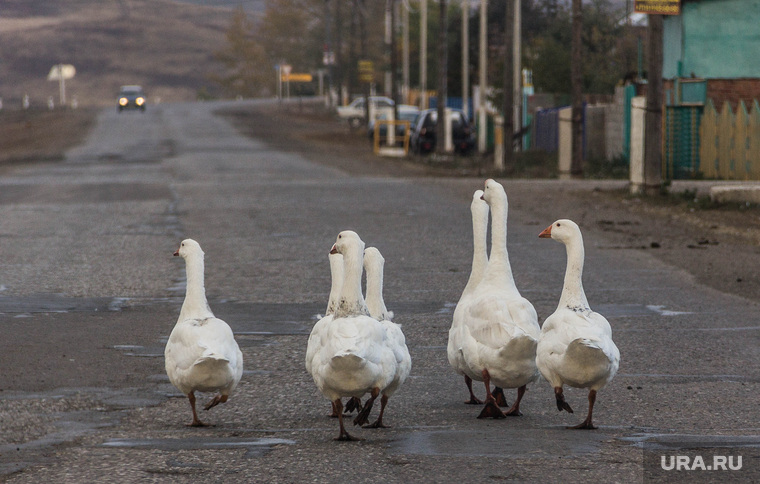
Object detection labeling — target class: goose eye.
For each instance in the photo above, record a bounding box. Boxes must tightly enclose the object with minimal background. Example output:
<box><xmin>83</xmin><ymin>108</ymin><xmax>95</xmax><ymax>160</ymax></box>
<box><xmin>556</xmin><ymin>223</ymin><xmax>561</xmax><ymax>227</ymax></box>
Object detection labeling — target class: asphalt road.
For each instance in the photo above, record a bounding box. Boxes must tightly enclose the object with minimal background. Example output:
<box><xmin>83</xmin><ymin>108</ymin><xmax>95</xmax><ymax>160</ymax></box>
<box><xmin>0</xmin><ymin>99</ymin><xmax>758</xmax><ymax>482</ymax></box>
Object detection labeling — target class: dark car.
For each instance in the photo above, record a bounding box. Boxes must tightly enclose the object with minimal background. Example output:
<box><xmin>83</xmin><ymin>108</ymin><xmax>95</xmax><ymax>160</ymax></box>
<box><xmin>409</xmin><ymin>108</ymin><xmax>475</xmax><ymax>155</ymax></box>
<box><xmin>118</xmin><ymin>85</ymin><xmax>146</xmax><ymax>112</ymax></box>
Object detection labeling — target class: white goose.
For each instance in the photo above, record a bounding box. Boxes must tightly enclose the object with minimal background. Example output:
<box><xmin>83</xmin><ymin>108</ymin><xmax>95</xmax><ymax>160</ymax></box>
<box><xmin>165</xmin><ymin>239</ymin><xmax>243</xmax><ymax>427</ymax></box>
<box><xmin>363</xmin><ymin>247</ymin><xmax>411</xmax><ymax>428</ymax></box>
<box><xmin>364</xmin><ymin>247</ymin><xmax>394</xmax><ymax>322</ymax></box>
<box><xmin>308</xmin><ymin>231</ymin><xmax>398</xmax><ymax>441</ymax></box>
<box><xmin>536</xmin><ymin>219</ymin><xmax>620</xmax><ymax>429</ymax></box>
<box><xmin>306</xmin><ymin>252</ymin><xmax>345</xmax><ymax>417</ymax></box>
<box><xmin>460</xmin><ymin>179</ymin><xmax>540</xmax><ymax>419</ymax></box>
<box><xmin>447</xmin><ymin>190</ymin><xmax>489</xmax><ymax>404</ymax></box>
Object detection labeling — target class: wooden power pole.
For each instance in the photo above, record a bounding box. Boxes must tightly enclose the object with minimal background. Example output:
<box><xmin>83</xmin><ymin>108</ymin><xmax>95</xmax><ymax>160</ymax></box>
<box><xmin>570</xmin><ymin>0</ymin><xmax>583</xmax><ymax>177</ymax></box>
<box><xmin>644</xmin><ymin>14</ymin><xmax>664</xmax><ymax>194</ymax></box>
<box><xmin>502</xmin><ymin>0</ymin><xmax>514</xmax><ymax>168</ymax></box>
<box><xmin>435</xmin><ymin>0</ymin><xmax>448</xmax><ymax>155</ymax></box>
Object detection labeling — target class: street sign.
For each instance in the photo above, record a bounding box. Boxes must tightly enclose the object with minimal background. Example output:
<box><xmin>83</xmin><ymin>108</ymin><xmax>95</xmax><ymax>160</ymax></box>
<box><xmin>634</xmin><ymin>0</ymin><xmax>681</xmax><ymax>15</ymax></box>
<box><xmin>47</xmin><ymin>64</ymin><xmax>76</xmax><ymax>81</ymax></box>
<box><xmin>358</xmin><ymin>60</ymin><xmax>374</xmax><ymax>83</ymax></box>
<box><xmin>281</xmin><ymin>73</ymin><xmax>313</xmax><ymax>82</ymax></box>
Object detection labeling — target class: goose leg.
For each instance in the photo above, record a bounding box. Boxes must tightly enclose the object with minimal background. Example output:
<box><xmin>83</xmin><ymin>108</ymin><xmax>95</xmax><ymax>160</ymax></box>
<box><xmin>353</xmin><ymin>388</ymin><xmax>379</xmax><ymax>426</ymax></box>
<box><xmin>330</xmin><ymin>400</ymin><xmax>340</xmax><ymax>418</ymax></box>
<box><xmin>503</xmin><ymin>385</ymin><xmax>526</xmax><ymax>416</ymax></box>
<box><xmin>204</xmin><ymin>393</ymin><xmax>228</xmax><ymax>411</ymax></box>
<box><xmin>492</xmin><ymin>386</ymin><xmax>509</xmax><ymax>407</ymax></box>
<box><xmin>464</xmin><ymin>375</ymin><xmax>483</xmax><ymax>404</ymax></box>
<box><xmin>568</xmin><ymin>390</ymin><xmax>597</xmax><ymax>430</ymax></box>
<box><xmin>477</xmin><ymin>370</ymin><xmax>506</xmax><ymax>419</ymax></box>
<box><xmin>334</xmin><ymin>399</ymin><xmax>361</xmax><ymax>441</ymax></box>
<box><xmin>344</xmin><ymin>396</ymin><xmax>363</xmax><ymax>414</ymax></box>
<box><xmin>554</xmin><ymin>386</ymin><xmax>574</xmax><ymax>413</ymax></box>
<box><xmin>364</xmin><ymin>394</ymin><xmax>390</xmax><ymax>429</ymax></box>
<box><xmin>187</xmin><ymin>392</ymin><xmax>208</xmax><ymax>427</ymax></box>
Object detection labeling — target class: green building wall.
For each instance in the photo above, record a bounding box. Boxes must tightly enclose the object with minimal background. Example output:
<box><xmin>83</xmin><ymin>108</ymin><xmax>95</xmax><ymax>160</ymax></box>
<box><xmin>663</xmin><ymin>0</ymin><xmax>760</xmax><ymax>79</ymax></box>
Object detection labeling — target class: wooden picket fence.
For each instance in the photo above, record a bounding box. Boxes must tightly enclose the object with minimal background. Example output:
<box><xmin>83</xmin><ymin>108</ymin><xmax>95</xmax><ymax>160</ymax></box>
<box><xmin>699</xmin><ymin>99</ymin><xmax>760</xmax><ymax>180</ymax></box>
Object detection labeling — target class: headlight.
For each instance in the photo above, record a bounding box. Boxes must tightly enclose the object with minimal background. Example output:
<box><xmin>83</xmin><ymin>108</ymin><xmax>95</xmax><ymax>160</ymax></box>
<box><xmin>119</xmin><ymin>97</ymin><xmax>128</xmax><ymax>106</ymax></box>
<box><xmin>136</xmin><ymin>97</ymin><xmax>145</xmax><ymax>106</ymax></box>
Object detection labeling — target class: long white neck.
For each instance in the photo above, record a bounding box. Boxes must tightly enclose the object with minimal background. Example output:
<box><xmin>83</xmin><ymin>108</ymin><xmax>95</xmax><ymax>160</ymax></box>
<box><xmin>365</xmin><ymin>258</ymin><xmax>390</xmax><ymax>320</ymax></box>
<box><xmin>335</xmin><ymin>244</ymin><xmax>370</xmax><ymax>318</ymax></box>
<box><xmin>178</xmin><ymin>253</ymin><xmax>214</xmax><ymax>322</ymax></box>
<box><xmin>325</xmin><ymin>254</ymin><xmax>344</xmax><ymax>316</ymax></box>
<box><xmin>482</xmin><ymin>193</ymin><xmax>519</xmax><ymax>293</ymax></box>
<box><xmin>559</xmin><ymin>232</ymin><xmax>589</xmax><ymax>310</ymax></box>
<box><xmin>462</xmin><ymin>202</ymin><xmax>489</xmax><ymax>297</ymax></box>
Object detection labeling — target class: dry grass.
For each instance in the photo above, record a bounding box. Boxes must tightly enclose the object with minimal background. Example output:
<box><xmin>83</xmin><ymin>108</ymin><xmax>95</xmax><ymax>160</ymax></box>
<box><xmin>0</xmin><ymin>0</ymin><xmax>232</xmax><ymax>107</ymax></box>
<box><xmin>0</xmin><ymin>109</ymin><xmax>96</xmax><ymax>166</ymax></box>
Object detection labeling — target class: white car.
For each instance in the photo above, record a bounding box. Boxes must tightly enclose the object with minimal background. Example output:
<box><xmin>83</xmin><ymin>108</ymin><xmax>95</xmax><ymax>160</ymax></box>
<box><xmin>336</xmin><ymin>96</ymin><xmax>394</xmax><ymax>128</ymax></box>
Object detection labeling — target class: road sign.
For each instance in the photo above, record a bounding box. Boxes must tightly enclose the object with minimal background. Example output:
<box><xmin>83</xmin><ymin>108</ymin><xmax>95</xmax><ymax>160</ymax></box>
<box><xmin>281</xmin><ymin>73</ymin><xmax>313</xmax><ymax>82</ymax></box>
<box><xmin>358</xmin><ymin>60</ymin><xmax>374</xmax><ymax>83</ymax></box>
<box><xmin>634</xmin><ymin>0</ymin><xmax>681</xmax><ymax>15</ymax></box>
<box><xmin>47</xmin><ymin>64</ymin><xmax>76</xmax><ymax>81</ymax></box>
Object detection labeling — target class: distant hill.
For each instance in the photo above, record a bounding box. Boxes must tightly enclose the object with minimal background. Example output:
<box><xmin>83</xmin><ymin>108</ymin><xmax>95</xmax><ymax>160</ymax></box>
<box><xmin>0</xmin><ymin>0</ymin><xmax>237</xmax><ymax>108</ymax></box>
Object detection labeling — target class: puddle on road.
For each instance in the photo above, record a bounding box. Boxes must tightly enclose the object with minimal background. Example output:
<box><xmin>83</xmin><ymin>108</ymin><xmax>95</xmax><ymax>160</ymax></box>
<box><xmin>102</xmin><ymin>437</ymin><xmax>295</xmax><ymax>458</ymax></box>
<box><xmin>392</xmin><ymin>428</ymin><xmax>608</xmax><ymax>458</ymax></box>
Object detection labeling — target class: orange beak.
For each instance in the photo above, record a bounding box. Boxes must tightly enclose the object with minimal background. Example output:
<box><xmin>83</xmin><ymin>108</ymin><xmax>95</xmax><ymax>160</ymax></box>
<box><xmin>538</xmin><ymin>225</ymin><xmax>552</xmax><ymax>238</ymax></box>
<box><xmin>173</xmin><ymin>249</ymin><xmax>179</xmax><ymax>256</ymax></box>
<box><xmin>329</xmin><ymin>244</ymin><xmax>338</xmax><ymax>255</ymax></box>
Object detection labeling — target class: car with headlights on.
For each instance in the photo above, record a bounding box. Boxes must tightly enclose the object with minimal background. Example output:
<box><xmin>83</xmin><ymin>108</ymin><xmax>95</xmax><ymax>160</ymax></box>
<box><xmin>118</xmin><ymin>85</ymin><xmax>146</xmax><ymax>112</ymax></box>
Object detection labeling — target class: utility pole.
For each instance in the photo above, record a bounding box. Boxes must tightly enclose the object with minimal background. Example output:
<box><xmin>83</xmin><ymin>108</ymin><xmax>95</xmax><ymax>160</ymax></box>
<box><xmin>644</xmin><ymin>14</ymin><xmax>664</xmax><ymax>194</ymax></box>
<box><xmin>402</xmin><ymin>0</ymin><xmax>409</xmax><ymax>103</ymax></box>
<box><xmin>570</xmin><ymin>0</ymin><xmax>583</xmax><ymax>177</ymax></box>
<box><xmin>390</xmin><ymin>0</ymin><xmax>398</xmax><ymax>121</ymax></box>
<box><xmin>477</xmin><ymin>0</ymin><xmax>487</xmax><ymax>153</ymax></box>
<box><xmin>435</xmin><ymin>0</ymin><xmax>448</xmax><ymax>155</ymax></box>
<box><xmin>461</xmin><ymin>0</ymin><xmax>469</xmax><ymax>118</ymax></box>
<box><xmin>420</xmin><ymin>0</ymin><xmax>428</xmax><ymax>109</ymax></box>
<box><xmin>513</xmin><ymin>0</ymin><xmax>521</xmax><ymax>150</ymax></box>
<box><xmin>502</xmin><ymin>0</ymin><xmax>514</xmax><ymax>168</ymax></box>
<box><xmin>385</xmin><ymin>0</ymin><xmax>392</xmax><ymax>96</ymax></box>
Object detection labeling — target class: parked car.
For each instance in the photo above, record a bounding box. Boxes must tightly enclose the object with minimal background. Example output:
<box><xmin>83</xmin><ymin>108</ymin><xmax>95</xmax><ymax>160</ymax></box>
<box><xmin>336</xmin><ymin>96</ymin><xmax>394</xmax><ymax>128</ymax></box>
<box><xmin>118</xmin><ymin>85</ymin><xmax>146</xmax><ymax>112</ymax></box>
<box><xmin>367</xmin><ymin>105</ymin><xmax>420</xmax><ymax>142</ymax></box>
<box><xmin>410</xmin><ymin>108</ymin><xmax>475</xmax><ymax>154</ymax></box>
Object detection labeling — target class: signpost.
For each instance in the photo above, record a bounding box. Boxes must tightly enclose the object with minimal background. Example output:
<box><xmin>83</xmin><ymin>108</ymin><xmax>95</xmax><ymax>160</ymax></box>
<box><xmin>47</xmin><ymin>64</ymin><xmax>75</xmax><ymax>106</ymax></box>
<box><xmin>634</xmin><ymin>0</ymin><xmax>681</xmax><ymax>15</ymax></box>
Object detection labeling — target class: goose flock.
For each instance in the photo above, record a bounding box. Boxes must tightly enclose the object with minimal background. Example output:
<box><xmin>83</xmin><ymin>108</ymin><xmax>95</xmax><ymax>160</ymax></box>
<box><xmin>165</xmin><ymin>178</ymin><xmax>619</xmax><ymax>439</ymax></box>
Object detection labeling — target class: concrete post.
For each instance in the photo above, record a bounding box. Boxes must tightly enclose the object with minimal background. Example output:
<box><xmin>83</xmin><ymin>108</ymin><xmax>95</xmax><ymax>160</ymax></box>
<box><xmin>558</xmin><ymin>107</ymin><xmax>573</xmax><ymax>178</ymax></box>
<box><xmin>630</xmin><ymin>96</ymin><xmax>647</xmax><ymax>193</ymax></box>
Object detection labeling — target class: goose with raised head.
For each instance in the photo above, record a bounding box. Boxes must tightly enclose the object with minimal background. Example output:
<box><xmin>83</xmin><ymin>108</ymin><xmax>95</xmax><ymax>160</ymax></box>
<box><xmin>165</xmin><ymin>239</ymin><xmax>243</xmax><ymax>427</ymax></box>
<box><xmin>460</xmin><ymin>179</ymin><xmax>540</xmax><ymax>419</ymax></box>
<box><xmin>363</xmin><ymin>246</ymin><xmax>411</xmax><ymax>428</ymax></box>
<box><xmin>308</xmin><ymin>231</ymin><xmax>397</xmax><ymax>441</ymax></box>
<box><xmin>364</xmin><ymin>247</ymin><xmax>394</xmax><ymax>322</ymax></box>
<box><xmin>306</xmin><ymin>252</ymin><xmax>346</xmax><ymax>417</ymax></box>
<box><xmin>537</xmin><ymin>219</ymin><xmax>620</xmax><ymax>429</ymax></box>
<box><xmin>448</xmin><ymin>190</ymin><xmax>489</xmax><ymax>405</ymax></box>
